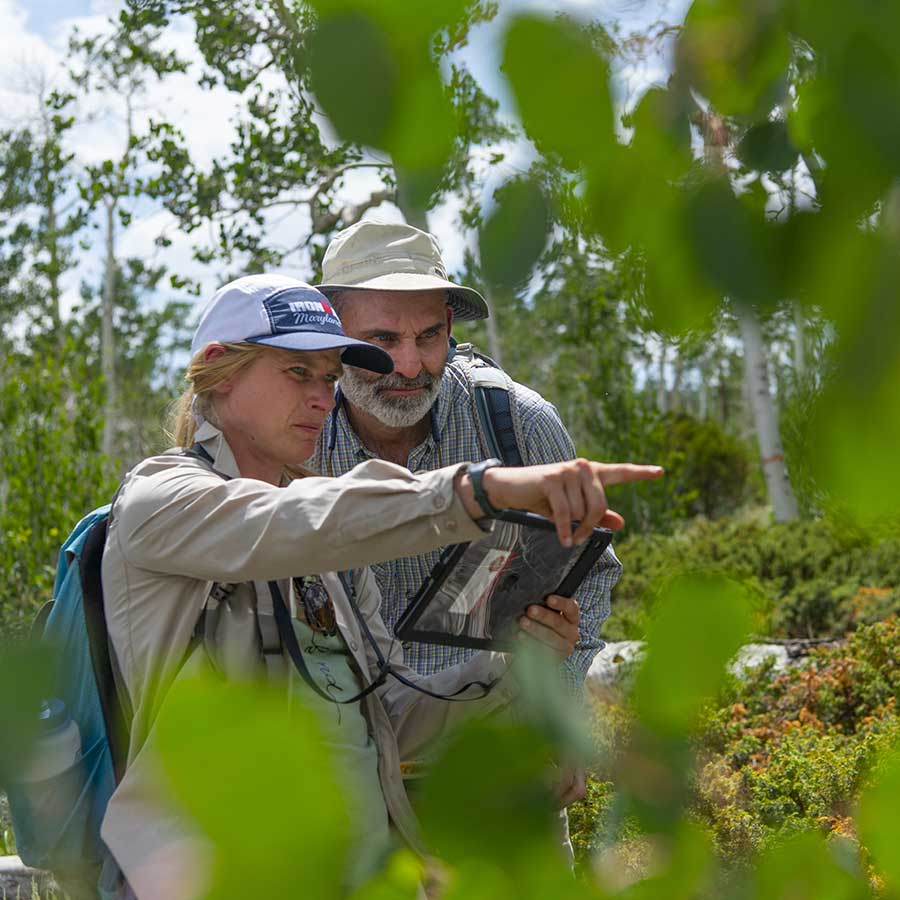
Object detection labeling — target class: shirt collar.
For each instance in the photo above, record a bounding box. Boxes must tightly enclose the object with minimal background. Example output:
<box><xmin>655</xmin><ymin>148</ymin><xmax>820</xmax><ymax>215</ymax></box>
<box><xmin>193</xmin><ymin>420</ymin><xmax>241</xmax><ymax>477</ymax></box>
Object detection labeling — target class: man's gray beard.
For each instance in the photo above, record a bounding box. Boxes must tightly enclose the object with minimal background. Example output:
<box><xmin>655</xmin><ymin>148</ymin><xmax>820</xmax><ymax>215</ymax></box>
<box><xmin>340</xmin><ymin>366</ymin><xmax>443</xmax><ymax>429</ymax></box>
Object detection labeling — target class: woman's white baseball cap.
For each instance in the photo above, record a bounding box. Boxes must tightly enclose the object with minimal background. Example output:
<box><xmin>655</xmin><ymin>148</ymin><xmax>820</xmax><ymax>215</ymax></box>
<box><xmin>191</xmin><ymin>274</ymin><xmax>393</xmax><ymax>373</ymax></box>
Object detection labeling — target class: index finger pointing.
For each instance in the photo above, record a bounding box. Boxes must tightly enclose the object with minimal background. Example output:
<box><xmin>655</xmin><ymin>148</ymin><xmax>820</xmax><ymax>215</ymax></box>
<box><xmin>596</xmin><ymin>464</ymin><xmax>664</xmax><ymax>486</ymax></box>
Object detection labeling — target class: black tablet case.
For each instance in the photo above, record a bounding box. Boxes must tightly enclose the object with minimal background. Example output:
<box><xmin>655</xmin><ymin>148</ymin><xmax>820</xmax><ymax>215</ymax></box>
<box><xmin>393</xmin><ymin>510</ymin><xmax>612</xmax><ymax>651</ymax></box>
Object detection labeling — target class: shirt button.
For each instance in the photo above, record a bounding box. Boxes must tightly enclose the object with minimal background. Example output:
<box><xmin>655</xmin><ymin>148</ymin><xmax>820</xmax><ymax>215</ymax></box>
<box><xmin>446</xmin><ymin>519</ymin><xmax>457</xmax><ymax>531</ymax></box>
<box><xmin>349</xmin><ymin>640</ymin><xmax>359</xmax><ymax>651</ymax></box>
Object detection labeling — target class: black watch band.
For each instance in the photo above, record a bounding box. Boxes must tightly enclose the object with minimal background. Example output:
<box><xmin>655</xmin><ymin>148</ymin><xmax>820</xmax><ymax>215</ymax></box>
<box><xmin>468</xmin><ymin>458</ymin><xmax>503</xmax><ymax>518</ymax></box>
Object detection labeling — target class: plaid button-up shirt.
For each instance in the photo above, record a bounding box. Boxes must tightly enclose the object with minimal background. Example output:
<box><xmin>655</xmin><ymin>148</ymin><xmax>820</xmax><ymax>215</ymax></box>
<box><xmin>311</xmin><ymin>358</ymin><xmax>622</xmax><ymax>690</ymax></box>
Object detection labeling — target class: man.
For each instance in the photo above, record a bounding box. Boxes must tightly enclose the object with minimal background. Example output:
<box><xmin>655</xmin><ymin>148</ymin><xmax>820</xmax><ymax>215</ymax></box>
<box><xmin>310</xmin><ymin>221</ymin><xmax>625</xmax><ymax>807</ymax></box>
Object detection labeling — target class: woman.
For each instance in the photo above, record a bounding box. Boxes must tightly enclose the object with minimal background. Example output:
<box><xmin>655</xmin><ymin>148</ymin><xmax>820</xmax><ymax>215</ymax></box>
<box><xmin>100</xmin><ymin>274</ymin><xmax>661</xmax><ymax>899</ymax></box>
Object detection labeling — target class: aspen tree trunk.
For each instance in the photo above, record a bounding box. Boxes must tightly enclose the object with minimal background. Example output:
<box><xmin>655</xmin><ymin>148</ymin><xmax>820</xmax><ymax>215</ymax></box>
<box><xmin>670</xmin><ymin>350</ymin><xmax>684</xmax><ymax>413</ymax></box>
<box><xmin>793</xmin><ymin>302</ymin><xmax>806</xmax><ymax>379</ymax></box>
<box><xmin>738</xmin><ymin>305</ymin><xmax>799</xmax><ymax>522</ymax></box>
<box><xmin>656</xmin><ymin>339</ymin><xmax>668</xmax><ymax>415</ymax></box>
<box><xmin>697</xmin><ymin>350</ymin><xmax>709</xmax><ymax>420</ymax></box>
<box><xmin>101</xmin><ymin>199</ymin><xmax>118</xmax><ymax>463</ymax></box>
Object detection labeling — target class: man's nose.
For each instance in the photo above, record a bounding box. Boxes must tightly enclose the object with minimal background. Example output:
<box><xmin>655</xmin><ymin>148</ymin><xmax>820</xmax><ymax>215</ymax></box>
<box><xmin>390</xmin><ymin>342</ymin><xmax>424</xmax><ymax>380</ymax></box>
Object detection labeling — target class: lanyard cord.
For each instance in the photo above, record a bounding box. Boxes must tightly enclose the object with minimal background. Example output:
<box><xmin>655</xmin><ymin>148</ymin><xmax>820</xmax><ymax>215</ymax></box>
<box><xmin>269</xmin><ymin>579</ymin><xmax>389</xmax><ymax>705</ymax></box>
<box><xmin>336</xmin><ymin>572</ymin><xmax>501</xmax><ymax>704</ymax></box>
<box><xmin>189</xmin><ymin>444</ymin><xmax>501</xmax><ymax>705</ymax></box>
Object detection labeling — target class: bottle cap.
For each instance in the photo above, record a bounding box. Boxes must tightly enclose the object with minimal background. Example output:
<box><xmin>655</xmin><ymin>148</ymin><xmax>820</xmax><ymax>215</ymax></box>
<box><xmin>37</xmin><ymin>698</ymin><xmax>71</xmax><ymax>735</ymax></box>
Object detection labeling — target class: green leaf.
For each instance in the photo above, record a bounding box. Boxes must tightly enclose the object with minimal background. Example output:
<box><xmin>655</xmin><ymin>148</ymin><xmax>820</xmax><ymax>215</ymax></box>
<box><xmin>632</xmin><ymin>574</ymin><xmax>754</xmax><ymax>736</ymax></box>
<box><xmin>805</xmin><ymin>234</ymin><xmax>900</xmax><ymax>528</ymax></box>
<box><xmin>0</xmin><ymin>642</ymin><xmax>54</xmax><ymax>785</ymax></box>
<box><xmin>737</xmin><ymin>119</ymin><xmax>799</xmax><ymax>172</ymax></box>
<box><xmin>675</xmin><ymin>0</ymin><xmax>791</xmax><ymax>119</ymax></box>
<box><xmin>752</xmin><ymin>830</ymin><xmax>865</xmax><ymax>900</ymax></box>
<box><xmin>154</xmin><ymin>675</ymin><xmax>351</xmax><ymax>898</ymax></box>
<box><xmin>510</xmin><ymin>640</ymin><xmax>594</xmax><ymax>761</ymax></box>
<box><xmin>857</xmin><ymin>746</ymin><xmax>900</xmax><ymax>891</ymax></box>
<box><xmin>683</xmin><ymin>177</ymin><xmax>778</xmax><ymax>306</ymax></box>
<box><xmin>416</xmin><ymin>718</ymin><xmax>555</xmax><ymax>865</ymax></box>
<box><xmin>502</xmin><ymin>15</ymin><xmax>615</xmax><ymax>172</ymax></box>
<box><xmin>308</xmin><ymin>11</ymin><xmax>398</xmax><ymax>150</ymax></box>
<box><xmin>478</xmin><ymin>178</ymin><xmax>550</xmax><ymax>291</ymax></box>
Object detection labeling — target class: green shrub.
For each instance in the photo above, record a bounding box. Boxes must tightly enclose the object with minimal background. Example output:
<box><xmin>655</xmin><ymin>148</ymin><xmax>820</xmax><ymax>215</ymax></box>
<box><xmin>694</xmin><ymin>618</ymin><xmax>900</xmax><ymax>860</ymax></box>
<box><xmin>607</xmin><ymin>514</ymin><xmax>900</xmax><ymax>641</ymax></box>
<box><xmin>577</xmin><ymin>620</ymin><xmax>900</xmax><ymax>873</ymax></box>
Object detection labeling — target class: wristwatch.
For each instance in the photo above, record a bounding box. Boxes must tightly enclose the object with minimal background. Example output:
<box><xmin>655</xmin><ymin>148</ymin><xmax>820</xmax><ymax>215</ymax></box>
<box><xmin>467</xmin><ymin>458</ymin><xmax>503</xmax><ymax>518</ymax></box>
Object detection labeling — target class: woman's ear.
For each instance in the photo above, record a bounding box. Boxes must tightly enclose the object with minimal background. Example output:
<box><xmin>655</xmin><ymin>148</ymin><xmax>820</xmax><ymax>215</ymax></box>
<box><xmin>203</xmin><ymin>343</ymin><xmax>234</xmax><ymax>395</ymax></box>
<box><xmin>203</xmin><ymin>343</ymin><xmax>227</xmax><ymax>363</ymax></box>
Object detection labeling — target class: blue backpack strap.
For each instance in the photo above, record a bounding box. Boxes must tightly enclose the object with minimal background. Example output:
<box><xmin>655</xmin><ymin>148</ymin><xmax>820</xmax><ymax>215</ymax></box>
<box><xmin>78</xmin><ymin>514</ymin><xmax>131</xmax><ymax>783</ymax></box>
<box><xmin>469</xmin><ymin>365</ymin><xmax>525</xmax><ymax>467</ymax></box>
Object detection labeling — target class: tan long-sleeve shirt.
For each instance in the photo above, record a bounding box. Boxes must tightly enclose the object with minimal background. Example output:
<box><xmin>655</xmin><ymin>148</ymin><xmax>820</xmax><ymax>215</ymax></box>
<box><xmin>100</xmin><ymin>420</ymin><xmax>514</xmax><ymax>900</ymax></box>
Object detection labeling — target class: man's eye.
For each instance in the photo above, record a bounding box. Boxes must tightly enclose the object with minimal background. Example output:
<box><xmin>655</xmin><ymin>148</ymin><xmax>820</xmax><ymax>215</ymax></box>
<box><xmin>290</xmin><ymin>368</ymin><xmax>308</xmax><ymax>377</ymax></box>
<box><xmin>326</xmin><ymin>373</ymin><xmax>340</xmax><ymax>383</ymax></box>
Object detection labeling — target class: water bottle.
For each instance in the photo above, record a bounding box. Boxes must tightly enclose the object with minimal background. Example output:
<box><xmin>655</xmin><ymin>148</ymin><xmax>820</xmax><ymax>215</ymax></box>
<box><xmin>12</xmin><ymin>698</ymin><xmax>86</xmax><ymax>852</ymax></box>
<box><xmin>23</xmin><ymin>699</ymin><xmax>82</xmax><ymax>783</ymax></box>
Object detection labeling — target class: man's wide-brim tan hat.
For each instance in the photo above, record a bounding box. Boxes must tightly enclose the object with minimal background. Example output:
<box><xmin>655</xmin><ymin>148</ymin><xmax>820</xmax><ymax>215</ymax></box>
<box><xmin>318</xmin><ymin>221</ymin><xmax>489</xmax><ymax>321</ymax></box>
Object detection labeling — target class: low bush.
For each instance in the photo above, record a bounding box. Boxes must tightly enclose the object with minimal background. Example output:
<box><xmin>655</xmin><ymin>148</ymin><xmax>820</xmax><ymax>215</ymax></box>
<box><xmin>607</xmin><ymin>513</ymin><xmax>900</xmax><ymax>641</ymax></box>
<box><xmin>571</xmin><ymin>619</ymin><xmax>900</xmax><ymax>874</ymax></box>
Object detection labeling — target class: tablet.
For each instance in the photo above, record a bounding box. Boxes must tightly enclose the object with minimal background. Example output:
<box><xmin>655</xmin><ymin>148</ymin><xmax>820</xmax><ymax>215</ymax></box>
<box><xmin>393</xmin><ymin>510</ymin><xmax>613</xmax><ymax>651</ymax></box>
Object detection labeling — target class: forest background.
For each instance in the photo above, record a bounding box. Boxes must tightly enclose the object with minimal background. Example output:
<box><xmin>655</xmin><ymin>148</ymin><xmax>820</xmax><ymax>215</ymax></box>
<box><xmin>1</xmin><ymin>0</ymin><xmax>900</xmax><ymax>898</ymax></box>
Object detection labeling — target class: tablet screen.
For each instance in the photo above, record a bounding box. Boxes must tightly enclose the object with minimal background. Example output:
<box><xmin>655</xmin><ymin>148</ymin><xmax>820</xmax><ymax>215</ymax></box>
<box><xmin>394</xmin><ymin>512</ymin><xmax>611</xmax><ymax>650</ymax></box>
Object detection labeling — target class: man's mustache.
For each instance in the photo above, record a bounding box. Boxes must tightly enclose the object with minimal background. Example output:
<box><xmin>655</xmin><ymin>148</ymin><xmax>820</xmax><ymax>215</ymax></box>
<box><xmin>372</xmin><ymin>372</ymin><xmax>436</xmax><ymax>393</ymax></box>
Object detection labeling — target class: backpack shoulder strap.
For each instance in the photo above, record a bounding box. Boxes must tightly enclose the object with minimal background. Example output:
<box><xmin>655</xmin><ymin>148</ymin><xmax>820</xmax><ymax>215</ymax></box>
<box><xmin>79</xmin><ymin>513</ymin><xmax>131</xmax><ymax>783</ymax></box>
<box><xmin>465</xmin><ymin>359</ymin><xmax>526</xmax><ymax>467</ymax></box>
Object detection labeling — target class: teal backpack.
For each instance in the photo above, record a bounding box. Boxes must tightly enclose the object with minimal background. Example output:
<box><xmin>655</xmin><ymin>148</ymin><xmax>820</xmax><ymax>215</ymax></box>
<box><xmin>7</xmin><ymin>504</ymin><xmax>128</xmax><ymax>899</ymax></box>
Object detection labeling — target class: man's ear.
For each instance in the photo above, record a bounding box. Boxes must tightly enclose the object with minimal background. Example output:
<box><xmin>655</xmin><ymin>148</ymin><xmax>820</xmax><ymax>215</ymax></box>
<box><xmin>446</xmin><ymin>306</ymin><xmax>454</xmax><ymax>338</ymax></box>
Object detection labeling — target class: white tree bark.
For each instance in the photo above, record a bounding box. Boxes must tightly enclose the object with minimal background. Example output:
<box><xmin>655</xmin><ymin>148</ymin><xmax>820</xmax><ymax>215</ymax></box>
<box><xmin>793</xmin><ymin>301</ymin><xmax>806</xmax><ymax>380</ymax></box>
<box><xmin>101</xmin><ymin>199</ymin><xmax>118</xmax><ymax>463</ymax></box>
<box><xmin>657</xmin><ymin>338</ymin><xmax>668</xmax><ymax>415</ymax></box>
<box><xmin>738</xmin><ymin>305</ymin><xmax>799</xmax><ymax>522</ymax></box>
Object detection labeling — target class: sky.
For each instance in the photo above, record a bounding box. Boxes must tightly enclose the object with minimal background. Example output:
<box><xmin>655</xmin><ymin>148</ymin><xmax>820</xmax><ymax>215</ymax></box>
<box><xmin>1</xmin><ymin>0</ymin><xmax>690</xmax><ymax>326</ymax></box>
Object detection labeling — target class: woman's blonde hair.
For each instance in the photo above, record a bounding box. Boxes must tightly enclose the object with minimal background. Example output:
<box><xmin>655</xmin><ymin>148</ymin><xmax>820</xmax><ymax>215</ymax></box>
<box><xmin>168</xmin><ymin>342</ymin><xmax>266</xmax><ymax>448</ymax></box>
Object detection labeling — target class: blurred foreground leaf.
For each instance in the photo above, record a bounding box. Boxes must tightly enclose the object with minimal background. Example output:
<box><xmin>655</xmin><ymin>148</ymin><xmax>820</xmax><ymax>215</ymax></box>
<box><xmin>752</xmin><ymin>830</ymin><xmax>865</xmax><ymax>900</ymax></box>
<box><xmin>479</xmin><ymin>178</ymin><xmax>550</xmax><ymax>291</ymax></box>
<box><xmin>857</xmin><ymin>745</ymin><xmax>900</xmax><ymax>891</ymax></box>
<box><xmin>308</xmin><ymin>0</ymin><xmax>464</xmax><ymax>207</ymax></box>
<box><xmin>417</xmin><ymin>718</ymin><xmax>553</xmax><ymax>864</ymax></box>
<box><xmin>415</xmin><ymin>715</ymin><xmax>587</xmax><ymax>900</ymax></box>
<box><xmin>736</xmin><ymin>119</ymin><xmax>799</xmax><ymax>173</ymax></box>
<box><xmin>675</xmin><ymin>0</ymin><xmax>791</xmax><ymax>119</ymax></box>
<box><xmin>155</xmin><ymin>676</ymin><xmax>351</xmax><ymax>899</ymax></box>
<box><xmin>510</xmin><ymin>639</ymin><xmax>595</xmax><ymax>762</ymax></box>
<box><xmin>805</xmin><ymin>232</ymin><xmax>900</xmax><ymax>529</ymax></box>
<box><xmin>632</xmin><ymin>575</ymin><xmax>754</xmax><ymax>736</ymax></box>
<box><xmin>684</xmin><ymin>177</ymin><xmax>778</xmax><ymax>307</ymax></box>
<box><xmin>0</xmin><ymin>642</ymin><xmax>54</xmax><ymax>786</ymax></box>
<box><xmin>502</xmin><ymin>14</ymin><xmax>615</xmax><ymax>172</ymax></box>
<box><xmin>308</xmin><ymin>12</ymin><xmax>397</xmax><ymax>149</ymax></box>
<box><xmin>349</xmin><ymin>848</ymin><xmax>421</xmax><ymax>900</ymax></box>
